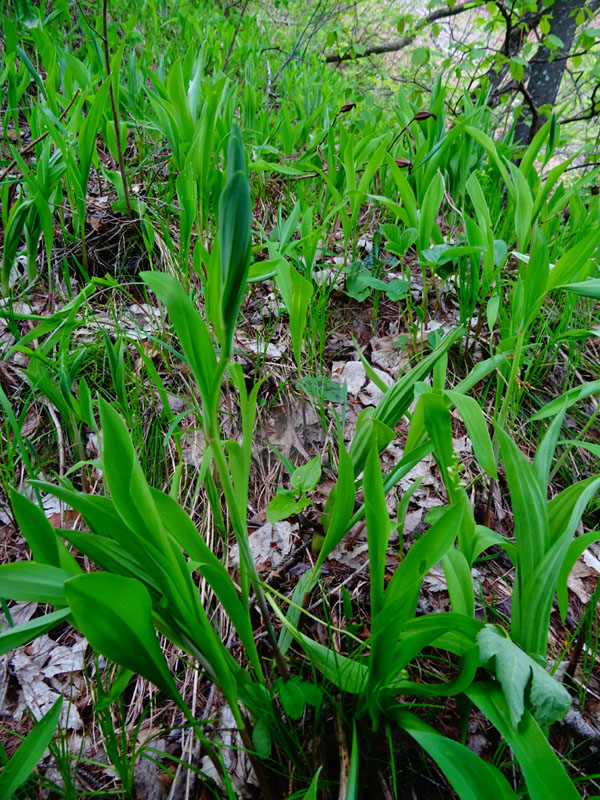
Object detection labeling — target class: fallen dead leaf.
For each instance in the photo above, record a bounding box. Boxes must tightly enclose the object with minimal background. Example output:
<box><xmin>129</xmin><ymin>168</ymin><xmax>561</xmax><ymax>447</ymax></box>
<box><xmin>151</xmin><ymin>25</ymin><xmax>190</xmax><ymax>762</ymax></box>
<box><xmin>331</xmin><ymin>361</ymin><xmax>366</xmax><ymax>396</ymax></box>
<box><xmin>229</xmin><ymin>521</ymin><xmax>296</xmax><ymax>571</ymax></box>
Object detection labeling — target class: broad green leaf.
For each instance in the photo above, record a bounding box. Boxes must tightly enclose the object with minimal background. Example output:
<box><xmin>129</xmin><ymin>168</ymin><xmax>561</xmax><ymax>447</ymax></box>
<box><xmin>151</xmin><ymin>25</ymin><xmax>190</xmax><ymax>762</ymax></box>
<box><xmin>266</xmin><ymin>493</ymin><xmax>312</xmax><ymax>523</ymax></box>
<box><xmin>0</xmin><ymin>609</ymin><xmax>71</xmax><ymax>656</ymax></box>
<box><xmin>496</xmin><ymin>426</ymin><xmax>549</xmax><ymax>649</ymax></box>
<box><xmin>364</xmin><ymin>441</ymin><xmax>391</xmax><ymax>617</ymax></box>
<box><xmin>252</xmin><ymin>717</ymin><xmax>271</xmax><ymax>759</ymax></box>
<box><xmin>278</xmin><ymin>678</ymin><xmax>306</xmax><ymax>719</ymax></box>
<box><xmin>98</xmin><ymin>400</ymin><xmax>196</xmax><ymax>610</ymax></box>
<box><xmin>347</xmin><ymin>328</ymin><xmax>463</xmax><ymax>474</ymax></box>
<box><xmin>64</xmin><ymin>573</ymin><xmax>181</xmax><ymax>700</ymax></box>
<box><xmin>391</xmin><ymin>708</ymin><xmax>519</xmax><ymax>800</ymax></box>
<box><xmin>508</xmin><ymin>162</ymin><xmax>533</xmax><ymax>251</ymax></box>
<box><xmin>0</xmin><ymin>562</ymin><xmax>72</xmax><ymax>605</ymax></box>
<box><xmin>443</xmin><ymin>547</ymin><xmax>474</xmax><ymax>617</ymax></box>
<box><xmin>552</xmin><ymin>476</ymin><xmax>600</xmax><ymax>618</ymax></box>
<box><xmin>141</xmin><ymin>271</ymin><xmax>217</xmax><ymax>415</ymax></box>
<box><xmin>290</xmin><ymin>455</ymin><xmax>321</xmax><ymax>493</ymax></box>
<box><xmin>445</xmin><ymin>390</ymin><xmax>497</xmax><ymax>479</ymax></box>
<box><xmin>531</xmin><ymin>380</ymin><xmax>600</xmax><ymax>420</ymax></box>
<box><xmin>313</xmin><ymin>438</ymin><xmax>355</xmax><ymax>578</ymax></box>
<box><xmin>548</xmin><ymin>475</ymin><xmax>600</xmax><ymax>548</ymax></box>
<box><xmin>468</xmin><ymin>682</ymin><xmax>580</xmax><ymax>800</ymax></box>
<box><xmin>558</xmin><ymin>279</ymin><xmax>600</xmax><ymax>299</ymax></box>
<box><xmin>478</xmin><ymin>624</ymin><xmax>570</xmax><ymax>726</ymax></box>
<box><xmin>10</xmin><ymin>490</ymin><xmax>80</xmax><ymax>573</ymax></box>
<box><xmin>288</xmin><ymin>264</ymin><xmax>313</xmax><ymax>370</ymax></box>
<box><xmin>371</xmin><ymin>500</ymin><xmax>466</xmax><ymax>688</ymax></box>
<box><xmin>422</xmin><ymin>391</ymin><xmax>458</xmax><ymax>502</ymax></box>
<box><xmin>533</xmin><ymin>404</ymin><xmax>567</xmax><ymax>488</ymax></box>
<box><xmin>79</xmin><ymin>80</ymin><xmax>111</xmax><ymax>191</ymax></box>
<box><xmin>522</xmin><ymin>228</ymin><xmax>549</xmax><ymax>327</ymax></box>
<box><xmin>546</xmin><ymin>230</ymin><xmax>599</xmax><ymax>292</ymax></box>
<box><xmin>0</xmin><ymin>694</ymin><xmax>63</xmax><ymax>800</ymax></box>
<box><xmin>418</xmin><ymin>172</ymin><xmax>444</xmax><ymax>253</ymax></box>
<box><xmin>219</xmin><ymin>167</ymin><xmax>251</xmax><ymax>353</ymax></box>
<box><xmin>464</xmin><ymin>127</ymin><xmax>512</xmax><ymax>199</ymax></box>
<box><xmin>149</xmin><ymin>488</ymin><xmax>263</xmax><ymax>679</ymax></box>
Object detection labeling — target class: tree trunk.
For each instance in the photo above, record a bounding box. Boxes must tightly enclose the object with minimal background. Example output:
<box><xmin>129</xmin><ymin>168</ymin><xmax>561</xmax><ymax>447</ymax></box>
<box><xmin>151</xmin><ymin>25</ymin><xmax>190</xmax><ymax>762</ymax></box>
<box><xmin>513</xmin><ymin>0</ymin><xmax>589</xmax><ymax>143</ymax></box>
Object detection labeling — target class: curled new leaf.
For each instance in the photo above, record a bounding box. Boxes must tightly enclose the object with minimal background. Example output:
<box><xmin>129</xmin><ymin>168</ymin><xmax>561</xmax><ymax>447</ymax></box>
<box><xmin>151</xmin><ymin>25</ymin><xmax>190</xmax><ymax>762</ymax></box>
<box><xmin>218</xmin><ymin>127</ymin><xmax>252</xmax><ymax>355</ymax></box>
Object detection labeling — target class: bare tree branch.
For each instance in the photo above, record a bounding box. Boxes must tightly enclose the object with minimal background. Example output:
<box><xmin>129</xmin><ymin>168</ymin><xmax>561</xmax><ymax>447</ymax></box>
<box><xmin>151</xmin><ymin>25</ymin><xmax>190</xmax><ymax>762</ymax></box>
<box><xmin>324</xmin><ymin>1</ymin><xmax>486</xmax><ymax>63</ymax></box>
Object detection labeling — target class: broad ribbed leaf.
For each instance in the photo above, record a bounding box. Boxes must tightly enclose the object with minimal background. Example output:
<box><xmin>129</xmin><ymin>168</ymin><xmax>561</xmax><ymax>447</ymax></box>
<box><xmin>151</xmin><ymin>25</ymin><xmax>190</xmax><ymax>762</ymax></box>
<box><xmin>141</xmin><ymin>271</ymin><xmax>217</xmax><ymax>413</ymax></box>
<box><xmin>445</xmin><ymin>390</ymin><xmax>497</xmax><ymax>479</ymax></box>
<box><xmin>478</xmin><ymin>624</ymin><xmax>570</xmax><ymax>726</ymax></box>
<box><xmin>10</xmin><ymin>490</ymin><xmax>80</xmax><ymax>573</ymax></box>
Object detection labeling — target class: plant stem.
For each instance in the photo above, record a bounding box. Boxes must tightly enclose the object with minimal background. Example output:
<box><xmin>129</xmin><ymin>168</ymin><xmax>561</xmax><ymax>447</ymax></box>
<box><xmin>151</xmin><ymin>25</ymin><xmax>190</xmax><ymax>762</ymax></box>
<box><xmin>485</xmin><ymin>329</ymin><xmax>525</xmax><ymax>526</ymax></box>
<box><xmin>206</xmin><ymin>358</ymin><xmax>289</xmax><ymax>680</ymax></box>
<box><xmin>494</xmin><ymin>327</ymin><xmax>525</xmax><ymax>455</ymax></box>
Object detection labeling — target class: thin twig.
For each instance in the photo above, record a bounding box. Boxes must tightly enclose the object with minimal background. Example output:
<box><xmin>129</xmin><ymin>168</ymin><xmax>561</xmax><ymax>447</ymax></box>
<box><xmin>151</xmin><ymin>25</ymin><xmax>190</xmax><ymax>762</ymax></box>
<box><xmin>223</xmin><ymin>0</ymin><xmax>250</xmax><ymax>71</ymax></box>
<box><xmin>324</xmin><ymin>1</ymin><xmax>485</xmax><ymax>63</ymax></box>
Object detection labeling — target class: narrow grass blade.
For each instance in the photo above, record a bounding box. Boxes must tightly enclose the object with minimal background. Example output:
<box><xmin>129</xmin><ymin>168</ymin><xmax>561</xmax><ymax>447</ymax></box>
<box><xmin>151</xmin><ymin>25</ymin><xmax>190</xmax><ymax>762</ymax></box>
<box><xmin>346</xmin><ymin>722</ymin><xmax>359</xmax><ymax>800</ymax></box>
<box><xmin>0</xmin><ymin>694</ymin><xmax>62</xmax><ymax>800</ymax></box>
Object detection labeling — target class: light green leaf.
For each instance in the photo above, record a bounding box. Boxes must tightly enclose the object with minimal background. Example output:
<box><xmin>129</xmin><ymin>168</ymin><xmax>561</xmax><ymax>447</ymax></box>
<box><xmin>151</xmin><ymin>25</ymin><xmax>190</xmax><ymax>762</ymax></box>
<box><xmin>266</xmin><ymin>493</ymin><xmax>312</xmax><ymax>523</ymax></box>
<box><xmin>10</xmin><ymin>490</ymin><xmax>80</xmax><ymax>573</ymax></box>
<box><xmin>0</xmin><ymin>562</ymin><xmax>72</xmax><ymax>606</ymax></box>
<box><xmin>364</xmin><ymin>441</ymin><xmax>391</xmax><ymax>617</ymax></box>
<box><xmin>290</xmin><ymin>455</ymin><xmax>321</xmax><ymax>493</ymax></box>
<box><xmin>445</xmin><ymin>390</ymin><xmax>497</xmax><ymax>479</ymax></box>
<box><xmin>532</xmin><ymin>379</ymin><xmax>600</xmax><ymax>421</ymax></box>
